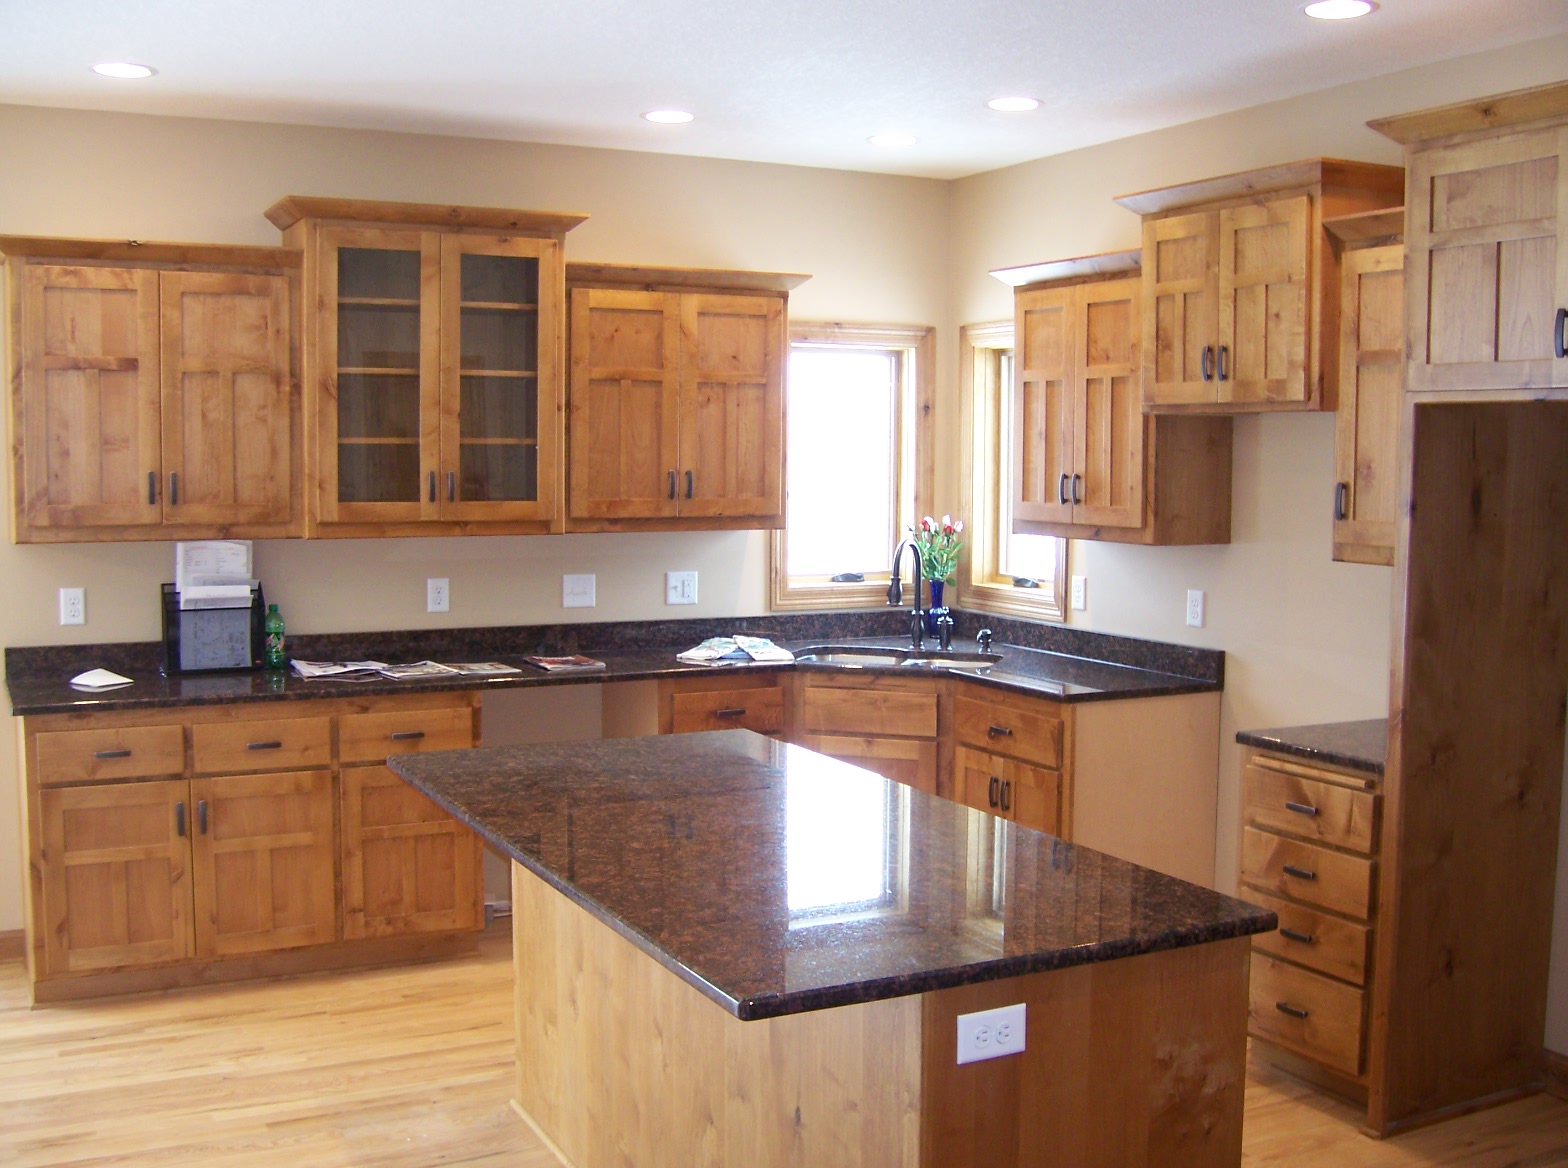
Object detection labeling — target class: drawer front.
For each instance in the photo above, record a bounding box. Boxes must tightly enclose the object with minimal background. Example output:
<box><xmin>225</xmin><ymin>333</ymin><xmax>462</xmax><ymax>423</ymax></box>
<box><xmin>801</xmin><ymin>734</ymin><xmax>938</xmax><ymax>795</ymax></box>
<box><xmin>1249</xmin><ymin>954</ymin><xmax>1366</xmax><ymax>1078</ymax></box>
<box><xmin>802</xmin><ymin>686</ymin><xmax>936</xmax><ymax>739</ymax></box>
<box><xmin>1245</xmin><ymin>888</ymin><xmax>1372</xmax><ymax>985</ymax></box>
<box><xmin>1241</xmin><ymin>828</ymin><xmax>1375</xmax><ymax>919</ymax></box>
<box><xmin>34</xmin><ymin>724</ymin><xmax>186</xmax><ymax>785</ymax></box>
<box><xmin>1243</xmin><ymin>763</ymin><xmax>1379</xmax><ymax>854</ymax></box>
<box><xmin>1005</xmin><ymin>758</ymin><xmax>1061</xmax><ymax>836</ymax></box>
<box><xmin>339</xmin><ymin>706</ymin><xmax>474</xmax><ymax>764</ymax></box>
<box><xmin>191</xmin><ymin>716</ymin><xmax>332</xmax><ymax>773</ymax></box>
<box><xmin>671</xmin><ymin>687</ymin><xmax>784</xmax><ymax>734</ymax></box>
<box><xmin>953</xmin><ymin>695</ymin><xmax>1062</xmax><ymax>769</ymax></box>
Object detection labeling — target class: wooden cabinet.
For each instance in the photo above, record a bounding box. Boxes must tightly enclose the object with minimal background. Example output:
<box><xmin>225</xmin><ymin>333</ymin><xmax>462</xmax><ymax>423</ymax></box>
<box><xmin>656</xmin><ymin>671</ymin><xmax>787</xmax><ymax>736</ymax></box>
<box><xmin>2</xmin><ymin>238</ymin><xmax>299</xmax><ymax>543</ymax></box>
<box><xmin>1010</xmin><ymin>257</ymin><xmax>1232</xmax><ymax>544</ymax></box>
<box><xmin>566</xmin><ymin>264</ymin><xmax>806</xmax><ymax>531</ymax></box>
<box><xmin>1324</xmin><ymin>210</ymin><xmax>1404</xmax><ymax>566</ymax></box>
<box><xmin>266</xmin><ymin>197</ymin><xmax>585</xmax><ymax>537</ymax></box>
<box><xmin>951</xmin><ymin>688</ymin><xmax>1063</xmax><ymax>833</ymax></box>
<box><xmin>1115</xmin><ymin>159</ymin><xmax>1404</xmax><ymax>413</ymax></box>
<box><xmin>796</xmin><ymin>672</ymin><xmax>939</xmax><ymax>794</ymax></box>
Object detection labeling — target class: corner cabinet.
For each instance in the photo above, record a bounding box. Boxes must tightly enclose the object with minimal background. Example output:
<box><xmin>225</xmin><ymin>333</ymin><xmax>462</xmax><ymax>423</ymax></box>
<box><xmin>1115</xmin><ymin>159</ymin><xmax>1404</xmax><ymax>413</ymax></box>
<box><xmin>265</xmin><ymin>197</ymin><xmax>586</xmax><ymax>537</ymax></box>
<box><xmin>565</xmin><ymin>264</ymin><xmax>807</xmax><ymax>531</ymax></box>
<box><xmin>2</xmin><ymin>238</ymin><xmax>300</xmax><ymax>543</ymax></box>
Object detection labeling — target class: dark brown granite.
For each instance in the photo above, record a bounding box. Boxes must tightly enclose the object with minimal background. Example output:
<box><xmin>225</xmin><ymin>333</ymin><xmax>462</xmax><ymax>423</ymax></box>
<box><xmin>390</xmin><ymin>730</ymin><xmax>1275</xmax><ymax>1020</ymax></box>
<box><xmin>1235</xmin><ymin>719</ymin><xmax>1388</xmax><ymax>775</ymax></box>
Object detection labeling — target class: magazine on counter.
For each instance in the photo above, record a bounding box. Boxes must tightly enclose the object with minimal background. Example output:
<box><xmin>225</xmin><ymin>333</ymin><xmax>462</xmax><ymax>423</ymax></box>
<box><xmin>522</xmin><ymin>654</ymin><xmax>607</xmax><ymax>673</ymax></box>
<box><xmin>290</xmin><ymin>659</ymin><xmax>389</xmax><ymax>680</ymax></box>
<box><xmin>443</xmin><ymin>662</ymin><xmax>524</xmax><ymax>676</ymax></box>
<box><xmin>374</xmin><ymin>660</ymin><xmax>461</xmax><ymax>680</ymax></box>
<box><xmin>675</xmin><ymin>636</ymin><xmax>794</xmax><ymax>666</ymax></box>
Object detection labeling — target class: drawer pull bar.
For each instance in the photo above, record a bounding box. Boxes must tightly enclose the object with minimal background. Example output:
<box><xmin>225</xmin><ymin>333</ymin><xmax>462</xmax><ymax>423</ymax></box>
<box><xmin>988</xmin><ymin>775</ymin><xmax>1000</xmax><ymax>808</ymax></box>
<box><xmin>1284</xmin><ymin>800</ymin><xmax>1320</xmax><ymax>817</ymax></box>
<box><xmin>247</xmin><ymin>741</ymin><xmax>284</xmax><ymax>751</ymax></box>
<box><xmin>197</xmin><ymin>799</ymin><xmax>209</xmax><ymax>835</ymax></box>
<box><xmin>94</xmin><ymin>749</ymin><xmax>132</xmax><ymax>760</ymax></box>
<box><xmin>1275</xmin><ymin>1001</ymin><xmax>1310</xmax><ymax>1020</ymax></box>
<box><xmin>175</xmin><ymin>801</ymin><xmax>186</xmax><ymax>837</ymax></box>
<box><xmin>1279</xmin><ymin>926</ymin><xmax>1316</xmax><ymax>944</ymax></box>
<box><xmin>1000</xmin><ymin>779</ymin><xmax>1012</xmax><ymax>813</ymax></box>
<box><xmin>715</xmin><ymin>708</ymin><xmax>746</xmax><ymax>718</ymax></box>
<box><xmin>389</xmin><ymin>730</ymin><xmax>426</xmax><ymax>741</ymax></box>
<box><xmin>987</xmin><ymin>724</ymin><xmax>1014</xmax><ymax>738</ymax></box>
<box><xmin>1282</xmin><ymin>863</ymin><xmax>1317</xmax><ymax>881</ymax></box>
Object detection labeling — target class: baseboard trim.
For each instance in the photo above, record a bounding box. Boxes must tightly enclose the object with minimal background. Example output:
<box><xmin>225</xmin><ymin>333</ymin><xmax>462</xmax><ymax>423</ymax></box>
<box><xmin>0</xmin><ymin>930</ymin><xmax>24</xmax><ymax>962</ymax></box>
<box><xmin>1546</xmin><ymin>1049</ymin><xmax>1568</xmax><ymax>1102</ymax></box>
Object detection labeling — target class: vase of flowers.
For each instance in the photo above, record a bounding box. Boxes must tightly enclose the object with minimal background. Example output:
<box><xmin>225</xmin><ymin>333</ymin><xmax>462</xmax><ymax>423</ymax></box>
<box><xmin>912</xmin><ymin>515</ymin><xmax>963</xmax><ymax>634</ymax></box>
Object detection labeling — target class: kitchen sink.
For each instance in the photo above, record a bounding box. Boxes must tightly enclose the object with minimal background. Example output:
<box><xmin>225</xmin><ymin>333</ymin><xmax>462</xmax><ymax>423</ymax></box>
<box><xmin>794</xmin><ymin>646</ymin><xmax>1003</xmax><ymax>673</ymax></box>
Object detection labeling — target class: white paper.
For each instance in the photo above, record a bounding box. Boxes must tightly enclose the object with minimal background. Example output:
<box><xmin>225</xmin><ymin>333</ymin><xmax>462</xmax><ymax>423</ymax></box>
<box><xmin>69</xmin><ymin>668</ymin><xmax>134</xmax><ymax>691</ymax></box>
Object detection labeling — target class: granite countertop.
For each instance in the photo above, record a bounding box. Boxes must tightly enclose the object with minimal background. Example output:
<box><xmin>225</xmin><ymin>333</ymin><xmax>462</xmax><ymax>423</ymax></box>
<box><xmin>1235</xmin><ymin>718</ymin><xmax>1388</xmax><ymax>775</ymax></box>
<box><xmin>390</xmin><ymin>730</ymin><xmax>1275</xmax><ymax>1020</ymax></box>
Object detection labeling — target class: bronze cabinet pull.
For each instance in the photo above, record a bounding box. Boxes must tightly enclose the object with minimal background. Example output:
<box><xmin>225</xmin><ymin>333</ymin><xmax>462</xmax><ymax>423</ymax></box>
<box><xmin>1282</xmin><ymin>863</ymin><xmax>1317</xmax><ymax>881</ymax></box>
<box><xmin>1279</xmin><ymin>926</ymin><xmax>1315</xmax><ymax>944</ymax></box>
<box><xmin>94</xmin><ymin>749</ymin><xmax>132</xmax><ymax>760</ymax></box>
<box><xmin>1284</xmin><ymin>800</ymin><xmax>1319</xmax><ymax>817</ymax></box>
<box><xmin>1000</xmin><ymin>779</ymin><xmax>1012</xmax><ymax>812</ymax></box>
<box><xmin>1275</xmin><ymin>1001</ymin><xmax>1309</xmax><ymax>1019</ymax></box>
<box><xmin>246</xmin><ymin>741</ymin><xmax>283</xmax><ymax>751</ymax></box>
<box><xmin>428</xmin><ymin>471</ymin><xmax>437</xmax><ymax>503</ymax></box>
<box><xmin>988</xmin><ymin>776</ymin><xmax>1000</xmax><ymax>808</ymax></box>
<box><xmin>714</xmin><ymin>708</ymin><xmax>746</xmax><ymax>718</ymax></box>
<box><xmin>197</xmin><ymin>799</ymin><xmax>209</xmax><ymax>835</ymax></box>
<box><xmin>667</xmin><ymin>470</ymin><xmax>676</xmax><ymax>500</ymax></box>
<box><xmin>1059</xmin><ymin>473</ymin><xmax>1069</xmax><ymax>504</ymax></box>
<box><xmin>1334</xmin><ymin>481</ymin><xmax>1349</xmax><ymax>521</ymax></box>
<box><xmin>685</xmin><ymin>469</ymin><xmax>694</xmax><ymax>499</ymax></box>
<box><xmin>987</xmin><ymin>724</ymin><xmax>1014</xmax><ymax>738</ymax></box>
<box><xmin>175</xmin><ymin>801</ymin><xmax>186</xmax><ymax>837</ymax></box>
<box><xmin>389</xmin><ymin>730</ymin><xmax>426</xmax><ymax>741</ymax></box>
<box><xmin>1201</xmin><ymin>345</ymin><xmax>1215</xmax><ymax>382</ymax></box>
<box><xmin>1216</xmin><ymin>344</ymin><xmax>1230</xmax><ymax>381</ymax></box>
<box><xmin>169</xmin><ymin>472</ymin><xmax>179</xmax><ymax>506</ymax></box>
<box><xmin>148</xmin><ymin>471</ymin><xmax>157</xmax><ymax>505</ymax></box>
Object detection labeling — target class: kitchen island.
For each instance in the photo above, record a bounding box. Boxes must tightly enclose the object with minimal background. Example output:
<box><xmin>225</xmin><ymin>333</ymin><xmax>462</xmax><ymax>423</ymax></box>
<box><xmin>391</xmin><ymin>730</ymin><xmax>1275</xmax><ymax>1168</ymax></box>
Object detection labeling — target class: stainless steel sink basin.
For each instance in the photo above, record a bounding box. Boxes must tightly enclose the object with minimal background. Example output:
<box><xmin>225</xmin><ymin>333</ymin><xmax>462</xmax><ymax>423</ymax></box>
<box><xmin>794</xmin><ymin>646</ymin><xmax>1003</xmax><ymax>673</ymax></box>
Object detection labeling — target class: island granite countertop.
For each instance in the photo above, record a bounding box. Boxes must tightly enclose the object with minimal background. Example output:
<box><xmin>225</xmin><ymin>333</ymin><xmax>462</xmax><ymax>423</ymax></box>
<box><xmin>1235</xmin><ymin>718</ymin><xmax>1388</xmax><ymax>775</ymax></box>
<box><xmin>389</xmin><ymin>729</ymin><xmax>1275</xmax><ymax>1020</ymax></box>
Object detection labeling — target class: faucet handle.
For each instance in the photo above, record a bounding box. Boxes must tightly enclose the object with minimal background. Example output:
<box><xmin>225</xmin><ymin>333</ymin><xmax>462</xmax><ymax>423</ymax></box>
<box><xmin>937</xmin><ymin>613</ymin><xmax>955</xmax><ymax>652</ymax></box>
<box><xmin>977</xmin><ymin>628</ymin><xmax>994</xmax><ymax>654</ymax></box>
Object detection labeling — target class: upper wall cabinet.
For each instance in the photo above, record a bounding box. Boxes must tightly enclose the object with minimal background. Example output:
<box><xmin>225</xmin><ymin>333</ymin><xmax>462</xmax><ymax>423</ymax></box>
<box><xmin>3</xmin><ymin>238</ymin><xmax>300</xmax><ymax>544</ymax></box>
<box><xmin>565</xmin><ymin>264</ymin><xmax>807</xmax><ymax>532</ymax></box>
<box><xmin>266</xmin><ymin>197</ymin><xmax>586</xmax><ymax>537</ymax></box>
<box><xmin>1370</xmin><ymin>82</ymin><xmax>1568</xmax><ymax>394</ymax></box>
<box><xmin>1115</xmin><ymin>159</ymin><xmax>1404</xmax><ymax>413</ymax></box>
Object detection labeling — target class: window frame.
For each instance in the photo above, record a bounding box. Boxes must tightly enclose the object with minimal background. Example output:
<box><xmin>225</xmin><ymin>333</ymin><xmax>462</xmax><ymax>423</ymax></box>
<box><xmin>956</xmin><ymin>320</ymin><xmax>1068</xmax><ymax>623</ymax></box>
<box><xmin>770</xmin><ymin>322</ymin><xmax>934</xmax><ymax>612</ymax></box>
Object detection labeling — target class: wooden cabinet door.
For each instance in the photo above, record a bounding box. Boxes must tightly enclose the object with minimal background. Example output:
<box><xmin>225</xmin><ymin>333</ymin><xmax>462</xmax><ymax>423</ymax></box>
<box><xmin>569</xmin><ymin>287</ymin><xmax>680</xmax><ymax>519</ymax></box>
<box><xmin>438</xmin><ymin>233</ymin><xmax>561</xmax><ymax>523</ymax></box>
<box><xmin>316</xmin><ymin>225</ymin><xmax>440</xmax><ymax>524</ymax></box>
<box><xmin>1005</xmin><ymin>759</ymin><xmax>1061</xmax><ymax>836</ymax></box>
<box><xmin>799</xmin><ymin>733</ymin><xmax>937</xmax><ymax>795</ymax></box>
<box><xmin>956</xmin><ymin>746</ymin><xmax>1006</xmax><ymax>816</ymax></box>
<box><xmin>1406</xmin><ymin>125</ymin><xmax>1568</xmax><ymax>392</ymax></box>
<box><xmin>38</xmin><ymin>779</ymin><xmax>193</xmax><ymax>973</ymax></box>
<box><xmin>189</xmin><ymin>769</ymin><xmax>337</xmax><ymax>957</ymax></box>
<box><xmin>18</xmin><ymin>264</ymin><xmax>163</xmax><ymax>531</ymax></box>
<box><xmin>676</xmin><ymin>293</ymin><xmax>784</xmax><ymax>519</ymax></box>
<box><xmin>1333</xmin><ymin>245</ymin><xmax>1404</xmax><ymax>565</ymax></box>
<box><xmin>1012</xmin><ymin>286</ymin><xmax>1075</xmax><ymax>526</ymax></box>
<box><xmin>1218</xmin><ymin>196</ymin><xmax>1310</xmax><ymax>405</ymax></box>
<box><xmin>1071</xmin><ymin>277</ymin><xmax>1144</xmax><ymax>529</ymax></box>
<box><xmin>1142</xmin><ymin>211</ymin><xmax>1219</xmax><ymax>406</ymax></box>
<box><xmin>341</xmin><ymin>764</ymin><xmax>483</xmax><ymax>938</ymax></box>
<box><xmin>160</xmin><ymin>271</ymin><xmax>293</xmax><ymax>528</ymax></box>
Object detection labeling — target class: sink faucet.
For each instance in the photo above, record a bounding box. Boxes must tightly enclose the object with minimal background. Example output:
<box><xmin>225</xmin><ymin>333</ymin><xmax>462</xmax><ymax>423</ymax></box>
<box><xmin>887</xmin><ymin>538</ymin><xmax>927</xmax><ymax>651</ymax></box>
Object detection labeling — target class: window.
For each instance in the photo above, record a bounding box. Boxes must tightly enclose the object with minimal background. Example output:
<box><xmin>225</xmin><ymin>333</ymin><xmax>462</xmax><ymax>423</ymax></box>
<box><xmin>786</xmin><ymin>754</ymin><xmax>908</xmax><ymax>928</ymax></box>
<box><xmin>771</xmin><ymin>323</ymin><xmax>933</xmax><ymax>610</ymax></box>
<box><xmin>957</xmin><ymin>322</ymin><xmax>1067</xmax><ymax>621</ymax></box>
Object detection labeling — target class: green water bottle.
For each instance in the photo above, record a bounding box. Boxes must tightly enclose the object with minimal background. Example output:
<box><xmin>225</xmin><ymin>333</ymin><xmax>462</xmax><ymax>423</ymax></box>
<box><xmin>263</xmin><ymin>603</ymin><xmax>286</xmax><ymax>671</ymax></box>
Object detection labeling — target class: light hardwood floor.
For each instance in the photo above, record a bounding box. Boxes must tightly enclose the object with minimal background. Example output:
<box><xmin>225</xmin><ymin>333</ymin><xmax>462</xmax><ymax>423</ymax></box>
<box><xmin>4</xmin><ymin>928</ymin><xmax>1567</xmax><ymax>1167</ymax></box>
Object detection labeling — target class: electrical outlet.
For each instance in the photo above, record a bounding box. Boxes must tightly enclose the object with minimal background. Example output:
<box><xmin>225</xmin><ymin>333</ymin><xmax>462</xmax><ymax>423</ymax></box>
<box><xmin>956</xmin><ymin>1002</ymin><xmax>1026</xmax><ymax>1065</ymax></box>
<box><xmin>426</xmin><ymin>577</ymin><xmax>450</xmax><ymax>614</ymax></box>
<box><xmin>1070</xmin><ymin>575</ymin><xmax>1087</xmax><ymax>611</ymax></box>
<box><xmin>562</xmin><ymin>573</ymin><xmax>596</xmax><ymax>609</ymax></box>
<box><xmin>1186</xmin><ymin>589</ymin><xmax>1206</xmax><ymax>628</ymax></box>
<box><xmin>666</xmin><ymin>571</ymin><xmax>698</xmax><ymax>605</ymax></box>
<box><xmin>59</xmin><ymin>587</ymin><xmax>85</xmax><ymax>626</ymax></box>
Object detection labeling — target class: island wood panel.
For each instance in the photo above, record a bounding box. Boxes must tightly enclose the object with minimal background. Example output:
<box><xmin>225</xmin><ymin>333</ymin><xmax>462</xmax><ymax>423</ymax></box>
<box><xmin>1217</xmin><ymin>196</ymin><xmax>1310</xmax><ymax>405</ymax></box>
<box><xmin>1242</xmin><ymin>762</ymin><xmax>1379</xmax><ymax>854</ymax></box>
<box><xmin>1333</xmin><ymin>244</ymin><xmax>1403</xmax><ymax>564</ymax></box>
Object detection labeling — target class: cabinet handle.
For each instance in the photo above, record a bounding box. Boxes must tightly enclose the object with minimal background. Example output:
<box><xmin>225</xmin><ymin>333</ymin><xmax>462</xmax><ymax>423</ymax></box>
<box><xmin>1201</xmin><ymin>345</ymin><xmax>1215</xmax><ymax>382</ymax></box>
<box><xmin>1275</xmin><ymin>1001</ymin><xmax>1310</xmax><ymax>1020</ymax></box>
<box><xmin>1071</xmin><ymin>473</ymin><xmax>1082</xmax><ymax>505</ymax></box>
<box><xmin>148</xmin><ymin>471</ymin><xmax>157</xmax><ymax>505</ymax></box>
<box><xmin>448</xmin><ymin>471</ymin><xmax>456</xmax><ymax>503</ymax></box>
<box><xmin>1000</xmin><ymin>779</ymin><xmax>1012</xmax><ymax>812</ymax></box>
<box><xmin>175</xmin><ymin>801</ymin><xmax>186</xmax><ymax>837</ymax></box>
<box><xmin>246</xmin><ymin>740</ymin><xmax>283</xmax><ymax>751</ymax></box>
<box><xmin>197</xmin><ymin>799</ymin><xmax>209</xmax><ymax>835</ymax></box>
<box><xmin>685</xmin><ymin>469</ymin><xmax>694</xmax><ymax>499</ymax></box>
<box><xmin>1217</xmin><ymin>344</ymin><xmax>1229</xmax><ymax>382</ymax></box>
<box><xmin>428</xmin><ymin>471</ymin><xmax>437</xmax><ymax>503</ymax></box>
<box><xmin>1059</xmin><ymin>473</ymin><xmax>1069</xmax><ymax>504</ymax></box>
<box><xmin>1334</xmin><ymin>482</ymin><xmax>1349</xmax><ymax>522</ymax></box>
<box><xmin>169</xmin><ymin>472</ymin><xmax>179</xmax><ymax>506</ymax></box>
<box><xmin>714</xmin><ymin>708</ymin><xmax>746</xmax><ymax>718</ymax></box>
<box><xmin>987</xmin><ymin>724</ymin><xmax>1014</xmax><ymax>738</ymax></box>
<box><xmin>1284</xmin><ymin>800</ymin><xmax>1319</xmax><ymax>817</ymax></box>
<box><xmin>988</xmin><ymin>775</ymin><xmax>1000</xmax><ymax>808</ymax></box>
<box><xmin>94</xmin><ymin>748</ymin><xmax>132</xmax><ymax>760</ymax></box>
<box><xmin>389</xmin><ymin>730</ymin><xmax>427</xmax><ymax>741</ymax></box>
<box><xmin>1282</xmin><ymin>863</ymin><xmax>1317</xmax><ymax>881</ymax></box>
<box><xmin>1556</xmin><ymin>307</ymin><xmax>1567</xmax><ymax>359</ymax></box>
<box><xmin>1279</xmin><ymin>926</ymin><xmax>1316</xmax><ymax>945</ymax></box>
<box><xmin>668</xmin><ymin>470</ymin><xmax>677</xmax><ymax>500</ymax></box>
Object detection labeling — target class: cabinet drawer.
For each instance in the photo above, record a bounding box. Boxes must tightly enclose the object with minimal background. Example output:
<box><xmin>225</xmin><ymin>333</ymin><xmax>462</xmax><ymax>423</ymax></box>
<box><xmin>1245</xmin><ymin>888</ymin><xmax>1372</xmax><ymax>985</ymax></box>
<box><xmin>191</xmin><ymin>717</ymin><xmax>332</xmax><ymax>773</ymax></box>
<box><xmin>34</xmin><ymin>724</ymin><xmax>186</xmax><ymax>785</ymax></box>
<box><xmin>671</xmin><ymin>687</ymin><xmax>783</xmax><ymax>734</ymax></box>
<box><xmin>1241</xmin><ymin>828</ymin><xmax>1375</xmax><ymax>920</ymax></box>
<box><xmin>802</xmin><ymin>734</ymin><xmax>938</xmax><ymax>795</ymax></box>
<box><xmin>339</xmin><ymin>706</ymin><xmax>474</xmax><ymax>763</ymax></box>
<box><xmin>1243</xmin><ymin>763</ymin><xmax>1378</xmax><ymax>855</ymax></box>
<box><xmin>801</xmin><ymin>686</ymin><xmax>936</xmax><ymax>739</ymax></box>
<box><xmin>1249</xmin><ymin>954</ymin><xmax>1366</xmax><ymax>1078</ymax></box>
<box><xmin>953</xmin><ymin>695</ymin><xmax>1062</xmax><ymax>769</ymax></box>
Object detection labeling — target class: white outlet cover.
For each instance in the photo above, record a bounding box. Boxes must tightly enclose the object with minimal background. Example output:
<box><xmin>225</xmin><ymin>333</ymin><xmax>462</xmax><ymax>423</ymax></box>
<box><xmin>956</xmin><ymin>1002</ymin><xmax>1026</xmax><ymax>1064</ymax></box>
<box><xmin>1186</xmin><ymin>588</ymin><xmax>1206</xmax><ymax>628</ymax></box>
<box><xmin>665</xmin><ymin>570</ymin><xmax>698</xmax><ymax>605</ymax></box>
<box><xmin>562</xmin><ymin>573</ymin><xmax>596</xmax><ymax>609</ymax></box>
<box><xmin>426</xmin><ymin>577</ymin><xmax>450</xmax><ymax>614</ymax></box>
<box><xmin>59</xmin><ymin>587</ymin><xmax>85</xmax><ymax>626</ymax></box>
<box><xmin>1070</xmin><ymin>575</ymin><xmax>1087</xmax><ymax>611</ymax></box>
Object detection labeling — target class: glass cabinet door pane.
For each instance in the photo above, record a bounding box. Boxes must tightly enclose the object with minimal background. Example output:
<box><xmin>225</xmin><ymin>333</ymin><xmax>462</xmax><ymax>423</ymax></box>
<box><xmin>336</xmin><ymin>246</ymin><xmax>422</xmax><ymax>504</ymax></box>
<box><xmin>456</xmin><ymin>252</ymin><xmax>539</xmax><ymax>502</ymax></box>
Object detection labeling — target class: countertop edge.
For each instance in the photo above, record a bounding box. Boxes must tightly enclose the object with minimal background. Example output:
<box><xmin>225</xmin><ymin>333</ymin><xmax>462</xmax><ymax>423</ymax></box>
<box><xmin>1235</xmin><ymin>719</ymin><xmax>1388</xmax><ymax>776</ymax></box>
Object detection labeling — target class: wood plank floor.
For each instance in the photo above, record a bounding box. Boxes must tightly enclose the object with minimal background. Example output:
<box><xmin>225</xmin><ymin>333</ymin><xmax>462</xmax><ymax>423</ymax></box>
<box><xmin>3</xmin><ymin>929</ymin><xmax>1567</xmax><ymax>1167</ymax></box>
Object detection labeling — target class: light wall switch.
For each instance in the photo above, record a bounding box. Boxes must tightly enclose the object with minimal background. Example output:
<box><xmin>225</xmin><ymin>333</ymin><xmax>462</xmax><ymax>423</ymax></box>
<box><xmin>1186</xmin><ymin>589</ymin><xmax>1206</xmax><ymax>628</ymax></box>
<box><xmin>1070</xmin><ymin>575</ymin><xmax>1087</xmax><ymax>611</ymax></box>
<box><xmin>426</xmin><ymin>577</ymin><xmax>450</xmax><ymax>614</ymax></box>
<box><xmin>562</xmin><ymin>573</ymin><xmax>596</xmax><ymax>609</ymax></box>
<box><xmin>666</xmin><ymin>571</ymin><xmax>698</xmax><ymax>605</ymax></box>
<box><xmin>59</xmin><ymin>587</ymin><xmax>85</xmax><ymax>626</ymax></box>
<box><xmin>956</xmin><ymin>1002</ymin><xmax>1026</xmax><ymax>1064</ymax></box>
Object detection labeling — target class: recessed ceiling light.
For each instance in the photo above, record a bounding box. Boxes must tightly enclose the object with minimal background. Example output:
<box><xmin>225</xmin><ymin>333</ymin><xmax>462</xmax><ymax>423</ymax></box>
<box><xmin>868</xmin><ymin>132</ymin><xmax>918</xmax><ymax>148</ymax></box>
<box><xmin>1304</xmin><ymin>0</ymin><xmax>1377</xmax><ymax>18</ymax></box>
<box><xmin>92</xmin><ymin>62</ymin><xmax>156</xmax><ymax>79</ymax></box>
<box><xmin>644</xmin><ymin>109</ymin><xmax>694</xmax><ymax>124</ymax></box>
<box><xmin>987</xmin><ymin>96</ymin><xmax>1040</xmax><ymax>113</ymax></box>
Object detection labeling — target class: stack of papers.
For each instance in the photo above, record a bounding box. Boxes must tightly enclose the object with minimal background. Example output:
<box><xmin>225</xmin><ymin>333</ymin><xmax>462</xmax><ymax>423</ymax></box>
<box><xmin>675</xmin><ymin>636</ymin><xmax>795</xmax><ymax>666</ymax></box>
<box><xmin>522</xmin><ymin>654</ymin><xmax>606</xmax><ymax>673</ymax></box>
<box><xmin>290</xmin><ymin>659</ymin><xmax>527</xmax><ymax>681</ymax></box>
<box><xmin>69</xmin><ymin>668</ymin><xmax>134</xmax><ymax>692</ymax></box>
<box><xmin>290</xmin><ymin>660</ymin><xmax>389</xmax><ymax>681</ymax></box>
<box><xmin>175</xmin><ymin>541</ymin><xmax>257</xmax><ymax>610</ymax></box>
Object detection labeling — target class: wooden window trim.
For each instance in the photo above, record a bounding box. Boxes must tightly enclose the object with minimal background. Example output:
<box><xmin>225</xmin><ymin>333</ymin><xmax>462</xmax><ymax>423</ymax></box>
<box><xmin>956</xmin><ymin>321</ymin><xmax>1068</xmax><ymax>623</ymax></box>
<box><xmin>771</xmin><ymin>322</ymin><xmax>935</xmax><ymax>612</ymax></box>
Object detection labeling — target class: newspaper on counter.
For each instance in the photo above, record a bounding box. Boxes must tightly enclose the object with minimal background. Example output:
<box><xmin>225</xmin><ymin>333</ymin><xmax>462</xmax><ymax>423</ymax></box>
<box><xmin>675</xmin><ymin>636</ymin><xmax>795</xmax><ymax>666</ymax></box>
<box><xmin>290</xmin><ymin>659</ymin><xmax>388</xmax><ymax>680</ymax></box>
<box><xmin>522</xmin><ymin>654</ymin><xmax>606</xmax><ymax>673</ymax></box>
